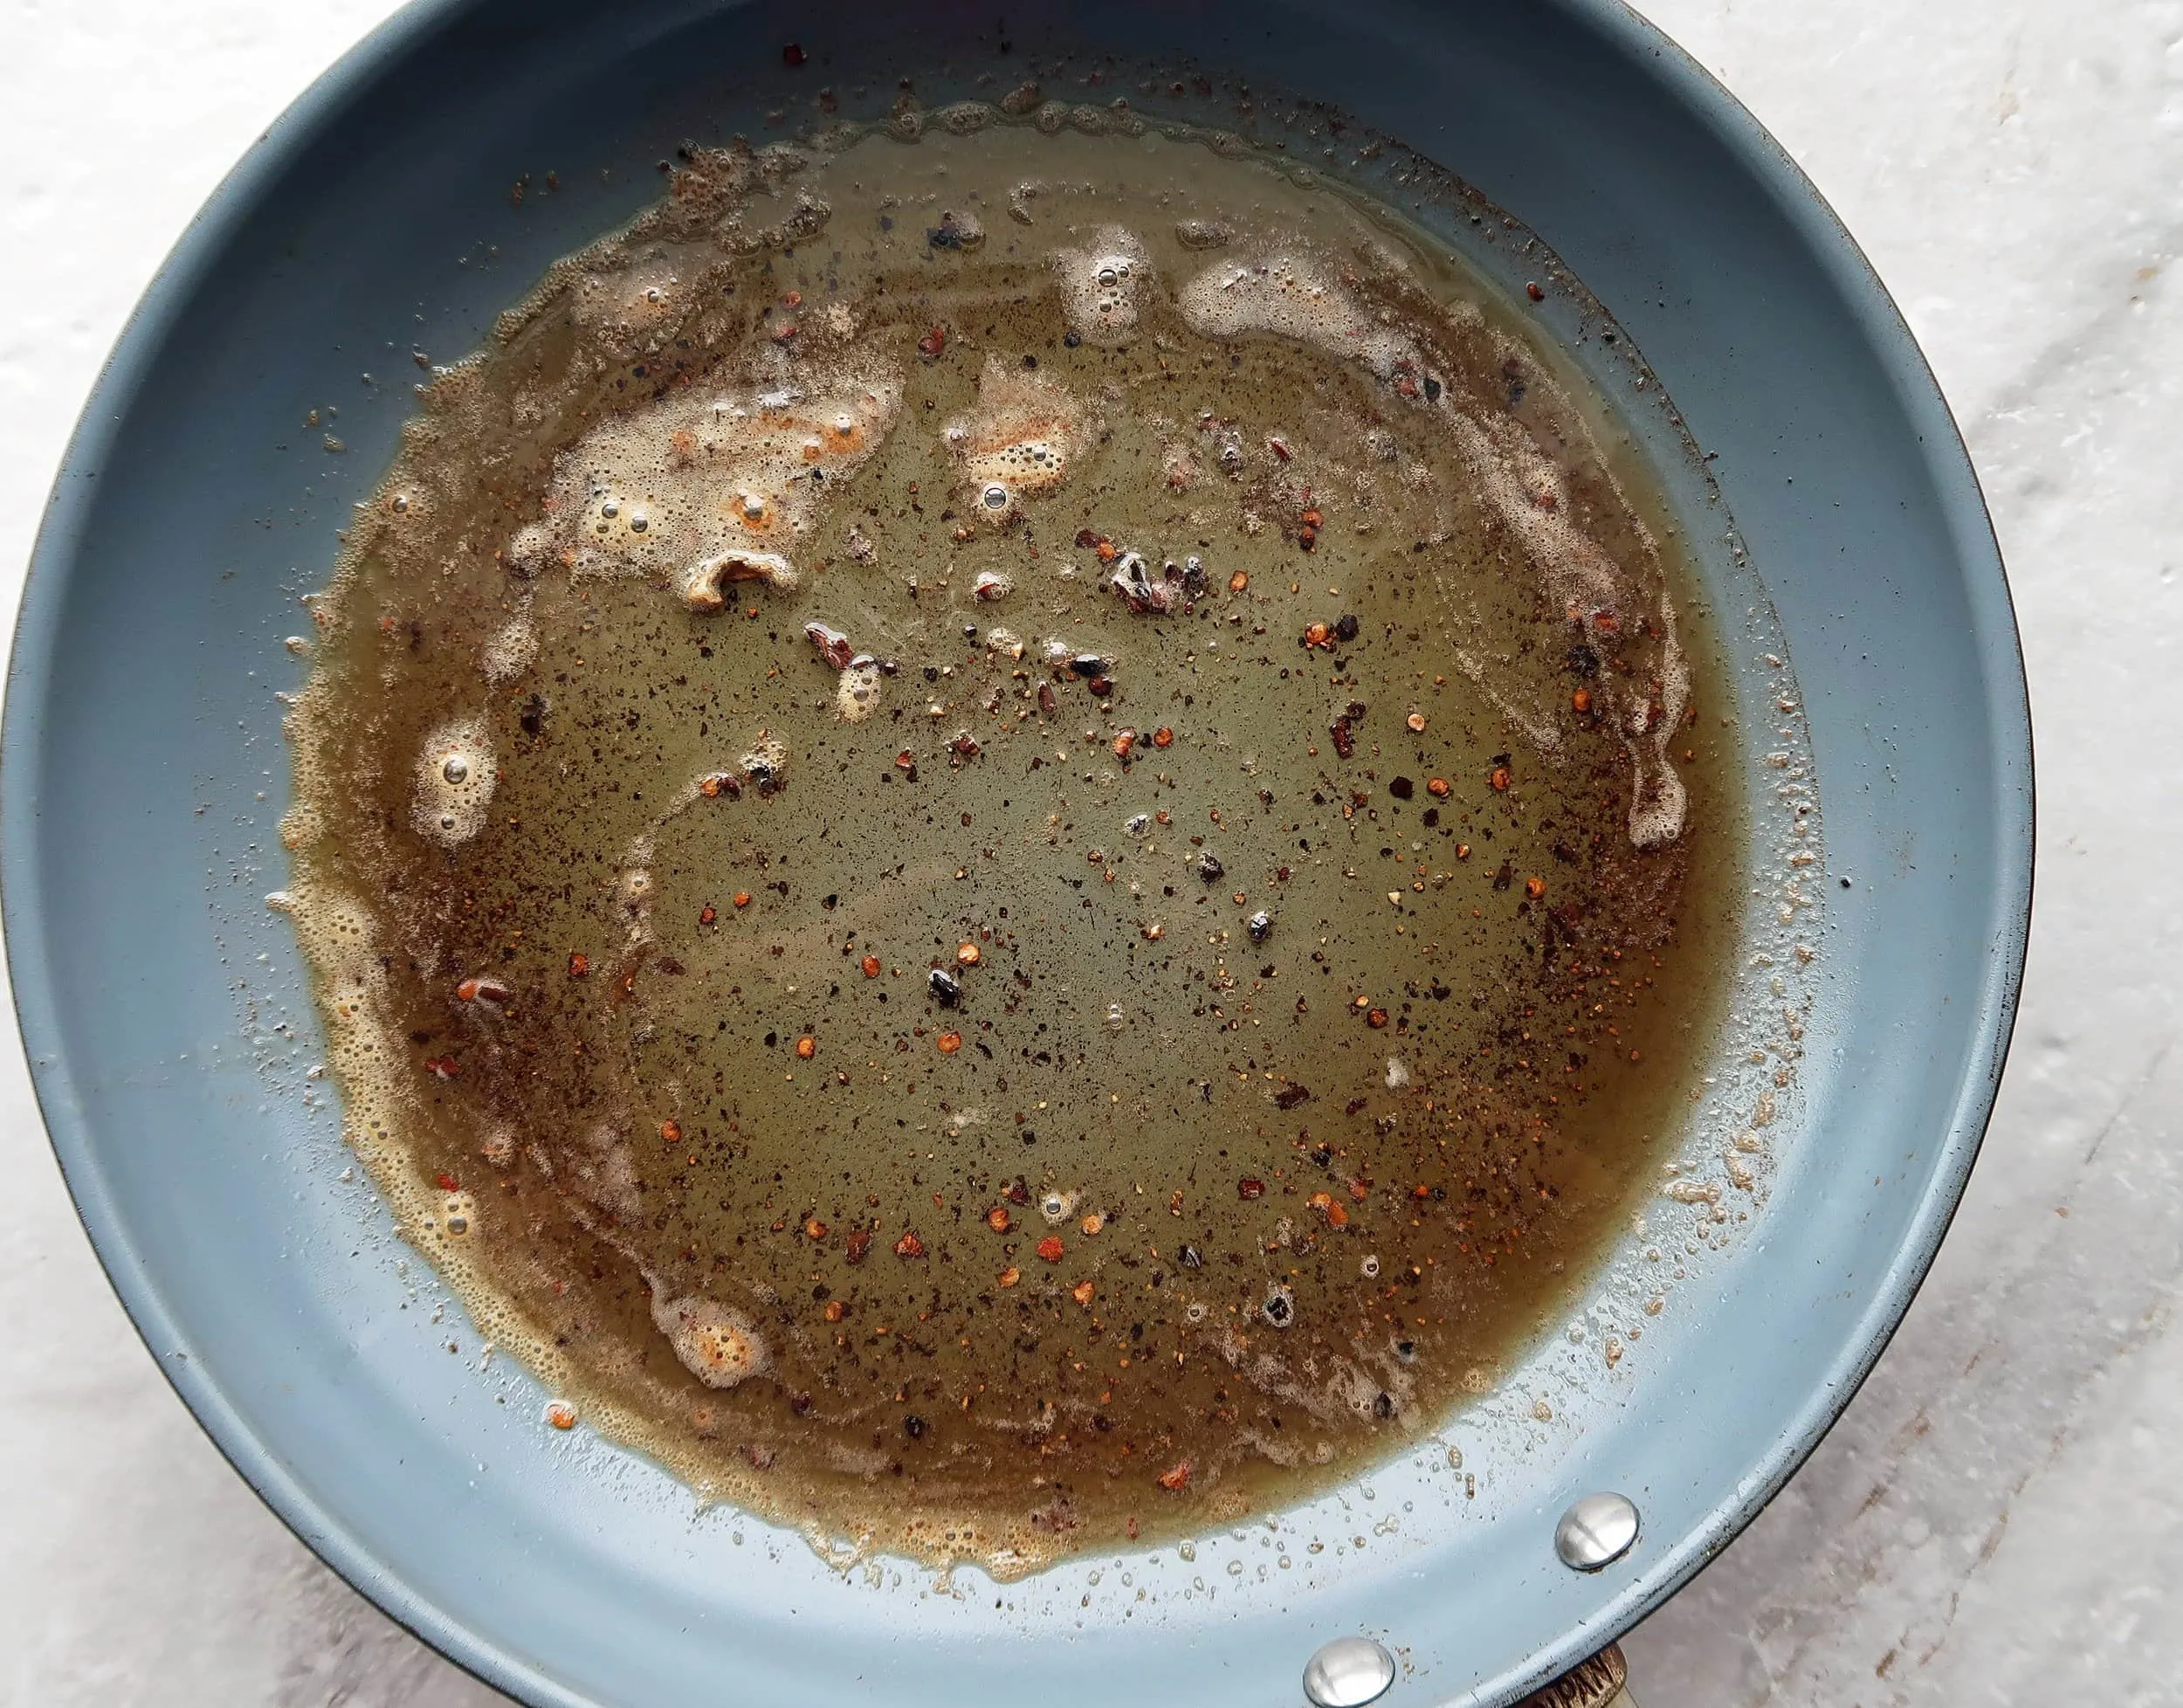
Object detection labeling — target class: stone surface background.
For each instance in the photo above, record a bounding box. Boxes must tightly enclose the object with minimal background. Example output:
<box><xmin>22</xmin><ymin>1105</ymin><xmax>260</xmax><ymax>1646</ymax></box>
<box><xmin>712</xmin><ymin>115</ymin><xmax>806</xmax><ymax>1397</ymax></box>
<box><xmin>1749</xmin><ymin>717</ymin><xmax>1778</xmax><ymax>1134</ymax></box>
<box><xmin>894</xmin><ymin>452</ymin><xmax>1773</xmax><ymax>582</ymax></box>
<box><xmin>3</xmin><ymin>2</ymin><xmax>2177</xmax><ymax>1702</ymax></box>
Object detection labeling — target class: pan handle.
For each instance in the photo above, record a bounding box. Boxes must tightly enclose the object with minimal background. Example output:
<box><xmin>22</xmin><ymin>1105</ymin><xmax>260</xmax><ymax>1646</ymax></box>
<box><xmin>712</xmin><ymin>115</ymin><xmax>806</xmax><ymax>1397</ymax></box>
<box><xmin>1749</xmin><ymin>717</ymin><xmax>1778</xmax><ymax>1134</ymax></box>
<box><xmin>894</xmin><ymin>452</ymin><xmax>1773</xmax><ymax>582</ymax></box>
<box><xmin>1516</xmin><ymin>1642</ymin><xmax>1636</xmax><ymax>1708</ymax></box>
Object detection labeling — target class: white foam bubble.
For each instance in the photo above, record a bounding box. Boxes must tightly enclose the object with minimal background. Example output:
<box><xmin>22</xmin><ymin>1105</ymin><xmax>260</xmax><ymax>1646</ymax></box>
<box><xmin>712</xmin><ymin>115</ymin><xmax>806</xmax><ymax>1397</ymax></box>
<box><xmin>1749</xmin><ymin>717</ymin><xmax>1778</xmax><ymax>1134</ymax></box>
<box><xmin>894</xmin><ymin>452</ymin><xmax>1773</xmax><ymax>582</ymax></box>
<box><xmin>1052</xmin><ymin>226</ymin><xmax>1151</xmax><ymax>346</ymax></box>
<box><xmin>410</xmin><ymin>717</ymin><xmax>496</xmax><ymax>846</ymax></box>
<box><xmin>651</xmin><ymin>1288</ymin><xmax>768</xmax><ymax>1388</ymax></box>
<box><xmin>1176</xmin><ymin>251</ymin><xmax>1419</xmax><ymax>381</ymax></box>
<box><xmin>480</xmin><ymin>611</ymin><xmax>537</xmax><ymax>683</ymax></box>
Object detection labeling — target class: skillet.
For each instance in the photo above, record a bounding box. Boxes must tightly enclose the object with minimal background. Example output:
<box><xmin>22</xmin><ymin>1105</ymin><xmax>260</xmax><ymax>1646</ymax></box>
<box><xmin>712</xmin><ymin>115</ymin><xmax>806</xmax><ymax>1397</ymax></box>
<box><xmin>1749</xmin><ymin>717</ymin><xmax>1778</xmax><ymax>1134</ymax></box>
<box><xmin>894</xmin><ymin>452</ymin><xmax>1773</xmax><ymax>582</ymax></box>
<box><xmin>3</xmin><ymin>1</ymin><xmax>2032</xmax><ymax>1702</ymax></box>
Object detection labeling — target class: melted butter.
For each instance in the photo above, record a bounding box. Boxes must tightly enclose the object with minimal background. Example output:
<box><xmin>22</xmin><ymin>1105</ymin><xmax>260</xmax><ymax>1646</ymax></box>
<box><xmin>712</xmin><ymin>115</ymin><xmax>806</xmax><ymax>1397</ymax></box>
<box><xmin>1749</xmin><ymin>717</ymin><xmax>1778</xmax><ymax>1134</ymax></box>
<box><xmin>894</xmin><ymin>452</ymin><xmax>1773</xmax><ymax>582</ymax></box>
<box><xmin>281</xmin><ymin>117</ymin><xmax>1754</xmax><ymax>1577</ymax></box>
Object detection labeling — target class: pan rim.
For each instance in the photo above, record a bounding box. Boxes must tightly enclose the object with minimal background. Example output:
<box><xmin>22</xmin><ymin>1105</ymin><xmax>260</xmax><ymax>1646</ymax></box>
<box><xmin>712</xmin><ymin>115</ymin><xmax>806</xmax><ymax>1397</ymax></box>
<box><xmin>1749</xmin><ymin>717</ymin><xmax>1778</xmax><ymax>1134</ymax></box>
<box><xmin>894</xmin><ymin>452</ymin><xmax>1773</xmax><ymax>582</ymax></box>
<box><xmin>2</xmin><ymin>0</ymin><xmax>2033</xmax><ymax>1701</ymax></box>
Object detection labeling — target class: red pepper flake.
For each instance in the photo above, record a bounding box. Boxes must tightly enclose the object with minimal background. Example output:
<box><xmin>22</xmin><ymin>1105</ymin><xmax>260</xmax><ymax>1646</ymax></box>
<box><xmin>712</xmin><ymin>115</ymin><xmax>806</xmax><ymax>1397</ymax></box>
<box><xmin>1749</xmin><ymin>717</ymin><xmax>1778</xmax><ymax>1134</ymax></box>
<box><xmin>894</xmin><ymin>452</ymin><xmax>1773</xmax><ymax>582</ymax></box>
<box><xmin>1071</xmin><ymin>1279</ymin><xmax>1096</xmax><ymax>1306</ymax></box>
<box><xmin>950</xmin><ymin>733</ymin><xmax>981</xmax><ymax>759</ymax></box>
<box><xmin>1112</xmin><ymin>728</ymin><xmax>1137</xmax><ymax>760</ymax></box>
<box><xmin>795</xmin><ymin>1035</ymin><xmax>816</xmax><ymax>1059</ymax></box>
<box><xmin>660</xmin><ymin>1119</ymin><xmax>682</xmax><ymax>1144</ymax></box>
<box><xmin>1330</xmin><ymin>717</ymin><xmax>1356</xmax><ymax>760</ymax></box>
<box><xmin>1572</xmin><ymin>687</ymin><xmax>1592</xmax><ymax>714</ymax></box>
<box><xmin>699</xmin><ymin>904</ymin><xmax>718</xmax><ymax>926</ymax></box>
<box><xmin>733</xmin><ymin>892</ymin><xmax>753</xmax><ymax>908</ymax></box>
<box><xmin>1228</xmin><ymin>569</ymin><xmax>1250</xmax><ymax>593</ymax></box>
<box><xmin>1308</xmin><ymin>1190</ymin><xmax>1350</xmax><ymax>1228</ymax></box>
<box><xmin>1267</xmin><ymin>437</ymin><xmax>1291</xmax><ymax>463</ymax></box>
<box><xmin>937</xmin><ymin>1030</ymin><xmax>963</xmax><ymax>1054</ymax></box>
<box><xmin>845</xmin><ymin>1230</ymin><xmax>872</xmax><ymax>1264</ymax></box>
<box><xmin>455</xmin><ymin>975</ymin><xmax>512</xmax><ymax>1005</ymax></box>
<box><xmin>1367</xmin><ymin>1008</ymin><xmax>1390</xmax><ymax>1030</ymax></box>
<box><xmin>986</xmin><ymin>1206</ymin><xmax>1012</xmax><ymax>1233</ymax></box>
<box><xmin>1300</xmin><ymin>508</ymin><xmax>1323</xmax><ymax>528</ymax></box>
<box><xmin>1157</xmin><ymin>1458</ymin><xmax>1194</xmax><ymax>1491</ymax></box>
<box><xmin>1152</xmin><ymin>727</ymin><xmax>1174</xmax><ymax>748</ymax></box>
<box><xmin>1304</xmin><ymin>621</ymin><xmax>1333</xmax><ymax>649</ymax></box>
<box><xmin>1238</xmin><ymin>1177</ymin><xmax>1265</xmax><ymax>1200</ymax></box>
<box><xmin>861</xmin><ymin>954</ymin><xmax>882</xmax><ymax>978</ymax></box>
<box><xmin>894</xmin><ymin>1231</ymin><xmax>926</xmax><ymax>1258</ymax></box>
<box><xmin>805</xmin><ymin>622</ymin><xmax>855</xmax><ymax>671</ymax></box>
<box><xmin>997</xmin><ymin>1264</ymin><xmax>1021</xmax><ymax>1287</ymax></box>
<box><xmin>1592</xmin><ymin>610</ymin><xmax>1620</xmax><ymax>633</ymax></box>
<box><xmin>894</xmin><ymin>749</ymin><xmax>916</xmax><ymax>770</ymax></box>
<box><xmin>918</xmin><ymin>324</ymin><xmax>947</xmax><ymax>358</ymax></box>
<box><xmin>1525</xmin><ymin>876</ymin><xmax>1546</xmax><ymax>900</ymax></box>
<box><xmin>567</xmin><ymin>952</ymin><xmax>591</xmax><ymax>978</ymax></box>
<box><xmin>1426</xmin><ymin>777</ymin><xmax>1450</xmax><ymax>798</ymax></box>
<box><xmin>1298</xmin><ymin>526</ymin><xmax>1318</xmax><ymax>553</ymax></box>
<box><xmin>782</xmin><ymin>41</ymin><xmax>808</xmax><ymax>65</ymax></box>
<box><xmin>698</xmin><ymin>772</ymin><xmax>742</xmax><ymax>799</ymax></box>
<box><xmin>1036</xmin><ymin>1235</ymin><xmax>1065</xmax><ymax>1263</ymax></box>
<box><xmin>1490</xmin><ymin>766</ymin><xmax>1512</xmax><ymax>792</ymax></box>
<box><xmin>805</xmin><ymin>1216</ymin><xmax>828</xmax><ymax>1240</ymax></box>
<box><xmin>823</xmin><ymin>1298</ymin><xmax>844</xmax><ymax>1322</ymax></box>
<box><xmin>424</xmin><ymin>1055</ymin><xmax>460</xmax><ymax>1079</ymax></box>
<box><xmin>1526</xmin><ymin>281</ymin><xmax>1545</xmax><ymax>301</ymax></box>
<box><xmin>544</xmin><ymin>1402</ymin><xmax>577</xmax><ymax>1431</ymax></box>
<box><xmin>956</xmin><ymin>941</ymin><xmax>981</xmax><ymax>966</ymax></box>
<box><xmin>435</xmin><ymin>1171</ymin><xmax>461</xmax><ymax>1192</ymax></box>
<box><xmin>1094</xmin><ymin>539</ymin><xmax>1120</xmax><ymax>564</ymax></box>
<box><xmin>782</xmin><ymin>289</ymin><xmax>803</xmax><ymax>308</ymax></box>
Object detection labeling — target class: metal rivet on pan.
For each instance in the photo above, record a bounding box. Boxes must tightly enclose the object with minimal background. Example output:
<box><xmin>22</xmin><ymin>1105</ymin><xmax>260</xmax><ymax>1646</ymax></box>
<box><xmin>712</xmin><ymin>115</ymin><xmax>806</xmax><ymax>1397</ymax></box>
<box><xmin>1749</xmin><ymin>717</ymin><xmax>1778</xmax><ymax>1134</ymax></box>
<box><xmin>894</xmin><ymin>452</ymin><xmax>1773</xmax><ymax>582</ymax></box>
<box><xmin>1302</xmin><ymin>1635</ymin><xmax>1396</xmax><ymax>1708</ymax></box>
<box><xmin>1554</xmin><ymin>1491</ymin><xmax>1641</xmax><ymax>1571</ymax></box>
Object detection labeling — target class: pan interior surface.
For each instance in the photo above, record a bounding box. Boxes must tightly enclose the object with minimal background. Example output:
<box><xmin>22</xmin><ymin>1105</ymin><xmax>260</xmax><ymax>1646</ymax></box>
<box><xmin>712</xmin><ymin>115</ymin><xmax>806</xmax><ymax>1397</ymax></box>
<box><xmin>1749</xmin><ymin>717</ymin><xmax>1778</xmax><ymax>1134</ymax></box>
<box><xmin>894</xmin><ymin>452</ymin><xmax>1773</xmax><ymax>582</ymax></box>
<box><xmin>3</xmin><ymin>2</ymin><xmax>2029</xmax><ymax>1705</ymax></box>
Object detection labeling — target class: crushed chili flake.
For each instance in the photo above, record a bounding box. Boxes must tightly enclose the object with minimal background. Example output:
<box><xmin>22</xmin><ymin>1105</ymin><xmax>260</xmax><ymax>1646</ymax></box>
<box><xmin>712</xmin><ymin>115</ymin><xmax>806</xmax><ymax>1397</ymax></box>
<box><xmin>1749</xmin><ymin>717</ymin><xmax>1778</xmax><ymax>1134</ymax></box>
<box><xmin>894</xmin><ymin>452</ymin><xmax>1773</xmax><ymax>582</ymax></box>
<box><xmin>917</xmin><ymin>324</ymin><xmax>947</xmax><ymax>358</ymax></box>
<box><xmin>435</xmin><ymin>1171</ymin><xmax>461</xmax><ymax>1192</ymax></box>
<box><xmin>845</xmin><ymin>1230</ymin><xmax>872</xmax><ymax>1264</ymax></box>
<box><xmin>805</xmin><ymin>1216</ymin><xmax>829</xmax><ymax>1240</ymax></box>
<box><xmin>956</xmin><ymin>941</ymin><xmax>981</xmax><ymax>966</ymax></box>
<box><xmin>1367</xmin><ymin>1007</ymin><xmax>1390</xmax><ymax>1030</ymax></box>
<box><xmin>861</xmin><ymin>954</ymin><xmax>882</xmax><ymax>978</ymax></box>
<box><xmin>1152</xmin><ymin>726</ymin><xmax>1174</xmax><ymax>748</ymax></box>
<box><xmin>456</xmin><ymin>975</ymin><xmax>511</xmax><ymax>1004</ymax></box>
<box><xmin>660</xmin><ymin>1119</ymin><xmax>683</xmax><ymax>1143</ymax></box>
<box><xmin>1525</xmin><ymin>876</ymin><xmax>1546</xmax><ymax>900</ymax></box>
<box><xmin>1036</xmin><ymin>1235</ymin><xmax>1065</xmax><ymax>1262</ymax></box>
<box><xmin>733</xmin><ymin>892</ymin><xmax>753</xmax><ymax>908</ymax></box>
<box><xmin>1405</xmin><ymin>712</ymin><xmax>1427</xmax><ymax>733</ymax></box>
<box><xmin>998</xmin><ymin>1265</ymin><xmax>1021</xmax><ymax>1287</ymax></box>
<box><xmin>823</xmin><ymin>1298</ymin><xmax>844</xmax><ymax>1322</ymax></box>
<box><xmin>1426</xmin><ymin>777</ymin><xmax>1450</xmax><ymax>798</ymax></box>
<box><xmin>1490</xmin><ymin>766</ymin><xmax>1512</xmax><ymax>791</ymax></box>
<box><xmin>424</xmin><ymin>1054</ymin><xmax>460</xmax><ymax>1079</ymax></box>
<box><xmin>795</xmin><ymin>1035</ymin><xmax>816</xmax><ymax>1059</ymax></box>
<box><xmin>1572</xmin><ymin>686</ymin><xmax>1592</xmax><ymax>714</ymax></box>
<box><xmin>1071</xmin><ymin>1279</ymin><xmax>1096</xmax><ymax>1306</ymax></box>
<box><xmin>544</xmin><ymin>1402</ymin><xmax>577</xmax><ymax>1431</ymax></box>
<box><xmin>894</xmin><ymin>749</ymin><xmax>916</xmax><ymax>770</ymax></box>
<box><xmin>986</xmin><ymin>1206</ymin><xmax>1011</xmax><ymax>1233</ymax></box>
<box><xmin>1228</xmin><ymin>569</ymin><xmax>1249</xmax><ymax>593</ymax></box>
<box><xmin>699</xmin><ymin>905</ymin><xmax>718</xmax><ymax>926</ymax></box>
<box><xmin>937</xmin><ymin>1030</ymin><xmax>963</xmax><ymax>1054</ymax></box>
<box><xmin>1156</xmin><ymin>1458</ymin><xmax>1193</xmax><ymax>1491</ymax></box>
<box><xmin>567</xmin><ymin>952</ymin><xmax>591</xmax><ymax>978</ymax></box>
<box><xmin>1238</xmin><ymin>1177</ymin><xmax>1265</xmax><ymax>1200</ymax></box>
<box><xmin>893</xmin><ymin>1231</ymin><xmax>926</xmax><ymax>1258</ymax></box>
<box><xmin>1526</xmin><ymin>280</ymin><xmax>1545</xmax><ymax>301</ymax></box>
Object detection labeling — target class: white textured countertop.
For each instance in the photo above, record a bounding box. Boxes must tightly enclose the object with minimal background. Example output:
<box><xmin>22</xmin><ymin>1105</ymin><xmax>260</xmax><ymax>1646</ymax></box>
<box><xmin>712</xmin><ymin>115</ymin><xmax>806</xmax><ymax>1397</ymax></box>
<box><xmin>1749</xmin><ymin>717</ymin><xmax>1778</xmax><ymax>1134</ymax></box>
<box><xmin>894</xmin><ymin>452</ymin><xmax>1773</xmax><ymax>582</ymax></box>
<box><xmin>3</xmin><ymin>3</ymin><xmax>2175</xmax><ymax>1702</ymax></box>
